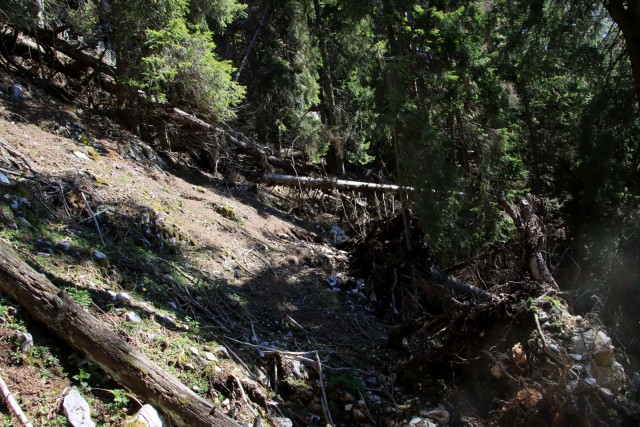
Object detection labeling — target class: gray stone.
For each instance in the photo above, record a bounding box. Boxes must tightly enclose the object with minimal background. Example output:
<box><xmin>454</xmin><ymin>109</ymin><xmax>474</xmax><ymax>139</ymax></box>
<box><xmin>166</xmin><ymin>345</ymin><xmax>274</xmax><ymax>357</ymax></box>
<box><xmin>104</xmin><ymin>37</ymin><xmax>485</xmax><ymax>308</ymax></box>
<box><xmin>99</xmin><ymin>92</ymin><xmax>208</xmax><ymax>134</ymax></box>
<box><xmin>204</xmin><ymin>352</ymin><xmax>218</xmax><ymax>362</ymax></box>
<box><xmin>123</xmin><ymin>404</ymin><xmax>163</xmax><ymax>427</ymax></box>
<box><xmin>424</xmin><ymin>405</ymin><xmax>450</xmax><ymax>426</ymax></box>
<box><xmin>593</xmin><ymin>361</ymin><xmax>625</xmax><ymax>392</ymax></box>
<box><xmin>0</xmin><ymin>172</ymin><xmax>10</xmax><ymax>185</ymax></box>
<box><xmin>63</xmin><ymin>387</ymin><xmax>96</xmax><ymax>427</ymax></box>
<box><xmin>16</xmin><ymin>332</ymin><xmax>33</xmax><ymax>352</ymax></box>
<box><xmin>272</xmin><ymin>417</ymin><xmax>293</xmax><ymax>427</ymax></box>
<box><xmin>125</xmin><ymin>311</ymin><xmax>142</xmax><ymax>323</ymax></box>
<box><xmin>114</xmin><ymin>292</ymin><xmax>132</xmax><ymax>303</ymax></box>
<box><xmin>9</xmin><ymin>84</ymin><xmax>23</xmax><ymax>101</ymax></box>
<box><xmin>593</xmin><ymin>331</ymin><xmax>615</xmax><ymax>367</ymax></box>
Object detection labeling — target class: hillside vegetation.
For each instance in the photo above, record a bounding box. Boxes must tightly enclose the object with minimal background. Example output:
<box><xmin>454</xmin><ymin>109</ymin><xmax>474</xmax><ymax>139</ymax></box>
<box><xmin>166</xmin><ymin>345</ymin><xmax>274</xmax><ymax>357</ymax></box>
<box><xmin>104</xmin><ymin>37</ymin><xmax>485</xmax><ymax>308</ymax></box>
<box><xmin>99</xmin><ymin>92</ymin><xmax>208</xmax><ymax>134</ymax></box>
<box><xmin>0</xmin><ymin>1</ymin><xmax>640</xmax><ymax>426</ymax></box>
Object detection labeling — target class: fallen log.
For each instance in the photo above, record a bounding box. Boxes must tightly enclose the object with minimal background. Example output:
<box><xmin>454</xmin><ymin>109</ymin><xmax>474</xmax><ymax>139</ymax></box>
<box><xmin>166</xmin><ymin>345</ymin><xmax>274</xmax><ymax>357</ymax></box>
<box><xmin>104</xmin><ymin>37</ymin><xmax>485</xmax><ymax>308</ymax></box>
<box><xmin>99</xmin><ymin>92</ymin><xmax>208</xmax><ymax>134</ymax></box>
<box><xmin>428</xmin><ymin>267</ymin><xmax>496</xmax><ymax>302</ymax></box>
<box><xmin>0</xmin><ymin>242</ymin><xmax>238</xmax><ymax>427</ymax></box>
<box><xmin>257</xmin><ymin>173</ymin><xmax>412</xmax><ymax>193</ymax></box>
<box><xmin>169</xmin><ymin>107</ymin><xmax>296</xmax><ymax>173</ymax></box>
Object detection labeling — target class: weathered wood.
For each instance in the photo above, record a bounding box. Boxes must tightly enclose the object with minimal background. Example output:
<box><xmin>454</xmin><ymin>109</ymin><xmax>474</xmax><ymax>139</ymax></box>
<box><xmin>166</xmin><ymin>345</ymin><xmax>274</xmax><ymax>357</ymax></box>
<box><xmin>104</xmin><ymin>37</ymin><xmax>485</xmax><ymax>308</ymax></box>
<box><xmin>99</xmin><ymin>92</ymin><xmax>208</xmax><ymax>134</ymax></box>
<box><xmin>169</xmin><ymin>108</ymin><xmax>296</xmax><ymax>173</ymax></box>
<box><xmin>428</xmin><ymin>267</ymin><xmax>496</xmax><ymax>302</ymax></box>
<box><xmin>234</xmin><ymin>0</ymin><xmax>272</xmax><ymax>82</ymax></box>
<box><xmin>257</xmin><ymin>173</ymin><xmax>412</xmax><ymax>193</ymax></box>
<box><xmin>0</xmin><ymin>242</ymin><xmax>239</xmax><ymax>427</ymax></box>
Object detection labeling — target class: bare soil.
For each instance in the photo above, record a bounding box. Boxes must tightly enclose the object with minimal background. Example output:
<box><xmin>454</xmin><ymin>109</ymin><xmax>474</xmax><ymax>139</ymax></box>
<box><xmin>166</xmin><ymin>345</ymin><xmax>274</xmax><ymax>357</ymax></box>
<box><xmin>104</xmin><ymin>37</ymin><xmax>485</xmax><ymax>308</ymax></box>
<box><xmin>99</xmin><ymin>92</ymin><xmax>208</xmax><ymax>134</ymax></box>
<box><xmin>0</xmin><ymin>73</ymin><xmax>397</xmax><ymax>426</ymax></box>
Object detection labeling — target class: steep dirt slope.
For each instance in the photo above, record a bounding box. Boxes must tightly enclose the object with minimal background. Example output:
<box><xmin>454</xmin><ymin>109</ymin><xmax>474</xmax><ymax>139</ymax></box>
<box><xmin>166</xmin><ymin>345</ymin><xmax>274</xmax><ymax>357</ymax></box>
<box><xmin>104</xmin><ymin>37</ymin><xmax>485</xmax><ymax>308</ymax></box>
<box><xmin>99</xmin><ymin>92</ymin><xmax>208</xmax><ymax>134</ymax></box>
<box><xmin>0</xmin><ymin>79</ymin><xmax>395</xmax><ymax>426</ymax></box>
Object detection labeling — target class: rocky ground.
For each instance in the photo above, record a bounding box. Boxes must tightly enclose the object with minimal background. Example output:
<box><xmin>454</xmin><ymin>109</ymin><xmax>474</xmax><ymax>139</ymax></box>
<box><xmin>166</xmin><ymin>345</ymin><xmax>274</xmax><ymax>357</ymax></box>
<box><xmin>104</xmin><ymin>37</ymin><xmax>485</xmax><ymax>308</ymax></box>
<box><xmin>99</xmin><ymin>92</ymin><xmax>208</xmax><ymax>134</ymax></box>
<box><xmin>0</xmin><ymin>73</ymin><xmax>639</xmax><ymax>427</ymax></box>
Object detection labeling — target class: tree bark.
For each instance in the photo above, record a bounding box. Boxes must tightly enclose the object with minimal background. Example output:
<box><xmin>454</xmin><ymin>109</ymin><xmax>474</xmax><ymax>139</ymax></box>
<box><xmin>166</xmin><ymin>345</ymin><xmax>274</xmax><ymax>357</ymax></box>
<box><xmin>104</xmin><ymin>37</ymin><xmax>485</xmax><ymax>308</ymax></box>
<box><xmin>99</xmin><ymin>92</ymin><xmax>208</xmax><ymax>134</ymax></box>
<box><xmin>0</xmin><ymin>242</ymin><xmax>239</xmax><ymax>427</ymax></box>
<box><xmin>312</xmin><ymin>0</ymin><xmax>345</xmax><ymax>177</ymax></box>
<box><xmin>605</xmin><ymin>0</ymin><xmax>640</xmax><ymax>108</ymax></box>
<box><xmin>256</xmin><ymin>172</ymin><xmax>412</xmax><ymax>193</ymax></box>
<box><xmin>234</xmin><ymin>0</ymin><xmax>272</xmax><ymax>82</ymax></box>
<box><xmin>427</xmin><ymin>267</ymin><xmax>496</xmax><ymax>302</ymax></box>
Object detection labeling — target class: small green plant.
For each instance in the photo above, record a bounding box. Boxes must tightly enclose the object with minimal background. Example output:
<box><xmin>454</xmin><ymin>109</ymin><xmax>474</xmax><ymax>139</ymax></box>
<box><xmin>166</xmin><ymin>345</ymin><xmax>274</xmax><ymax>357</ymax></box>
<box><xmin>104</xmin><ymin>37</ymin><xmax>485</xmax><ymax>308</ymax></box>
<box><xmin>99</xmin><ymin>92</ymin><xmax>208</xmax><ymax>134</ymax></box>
<box><xmin>73</xmin><ymin>368</ymin><xmax>92</xmax><ymax>391</ymax></box>
<box><xmin>66</xmin><ymin>287</ymin><xmax>92</xmax><ymax>308</ymax></box>
<box><xmin>110</xmin><ymin>389</ymin><xmax>130</xmax><ymax>409</ymax></box>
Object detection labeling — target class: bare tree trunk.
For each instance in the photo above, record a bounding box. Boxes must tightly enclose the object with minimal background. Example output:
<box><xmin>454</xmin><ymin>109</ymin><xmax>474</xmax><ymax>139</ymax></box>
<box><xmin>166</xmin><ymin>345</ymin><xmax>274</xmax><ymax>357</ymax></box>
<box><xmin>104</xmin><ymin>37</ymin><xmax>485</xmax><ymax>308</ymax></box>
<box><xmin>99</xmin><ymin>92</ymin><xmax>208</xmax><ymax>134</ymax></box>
<box><xmin>606</xmin><ymin>0</ymin><xmax>640</xmax><ymax>109</ymax></box>
<box><xmin>0</xmin><ymin>242</ymin><xmax>239</xmax><ymax>427</ymax></box>
<box><xmin>257</xmin><ymin>173</ymin><xmax>412</xmax><ymax>193</ymax></box>
<box><xmin>234</xmin><ymin>0</ymin><xmax>272</xmax><ymax>82</ymax></box>
<box><xmin>312</xmin><ymin>0</ymin><xmax>345</xmax><ymax>177</ymax></box>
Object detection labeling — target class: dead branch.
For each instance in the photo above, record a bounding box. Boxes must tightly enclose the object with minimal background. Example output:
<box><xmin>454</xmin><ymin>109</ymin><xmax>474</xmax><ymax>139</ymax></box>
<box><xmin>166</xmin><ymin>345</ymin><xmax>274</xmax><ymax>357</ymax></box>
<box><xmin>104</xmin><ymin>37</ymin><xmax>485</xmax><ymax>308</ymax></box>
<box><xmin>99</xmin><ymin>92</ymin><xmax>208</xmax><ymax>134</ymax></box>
<box><xmin>0</xmin><ymin>370</ymin><xmax>34</xmax><ymax>427</ymax></box>
<box><xmin>169</xmin><ymin>108</ymin><xmax>295</xmax><ymax>173</ymax></box>
<box><xmin>257</xmin><ymin>173</ymin><xmax>411</xmax><ymax>193</ymax></box>
<box><xmin>80</xmin><ymin>191</ymin><xmax>105</xmax><ymax>245</ymax></box>
<box><xmin>428</xmin><ymin>267</ymin><xmax>496</xmax><ymax>301</ymax></box>
<box><xmin>316</xmin><ymin>351</ymin><xmax>334</xmax><ymax>427</ymax></box>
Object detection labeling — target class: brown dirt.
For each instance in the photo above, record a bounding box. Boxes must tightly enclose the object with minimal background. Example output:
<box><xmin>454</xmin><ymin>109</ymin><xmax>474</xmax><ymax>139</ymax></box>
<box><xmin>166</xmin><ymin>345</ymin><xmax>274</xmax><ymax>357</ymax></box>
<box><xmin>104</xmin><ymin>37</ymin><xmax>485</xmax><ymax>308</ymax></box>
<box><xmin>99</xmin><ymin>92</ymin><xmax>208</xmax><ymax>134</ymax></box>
<box><xmin>0</xmin><ymin>72</ymin><xmax>395</xmax><ymax>425</ymax></box>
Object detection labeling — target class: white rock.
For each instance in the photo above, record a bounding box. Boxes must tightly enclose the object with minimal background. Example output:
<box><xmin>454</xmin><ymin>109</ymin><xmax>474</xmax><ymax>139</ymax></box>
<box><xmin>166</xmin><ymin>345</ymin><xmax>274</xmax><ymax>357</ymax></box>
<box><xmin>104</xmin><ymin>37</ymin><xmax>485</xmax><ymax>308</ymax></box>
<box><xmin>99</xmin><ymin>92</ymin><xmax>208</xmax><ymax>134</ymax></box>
<box><xmin>0</xmin><ymin>172</ymin><xmax>10</xmax><ymax>185</ymax></box>
<box><xmin>114</xmin><ymin>292</ymin><xmax>132</xmax><ymax>303</ymax></box>
<box><xmin>189</xmin><ymin>346</ymin><xmax>200</xmax><ymax>356</ymax></box>
<box><xmin>424</xmin><ymin>405</ymin><xmax>450</xmax><ymax>426</ymax></box>
<box><xmin>74</xmin><ymin>151</ymin><xmax>90</xmax><ymax>160</ymax></box>
<box><xmin>593</xmin><ymin>361</ymin><xmax>626</xmax><ymax>392</ymax></box>
<box><xmin>344</xmin><ymin>404</ymin><xmax>353</xmax><ymax>411</ymax></box>
<box><xmin>593</xmin><ymin>331</ymin><xmax>615</xmax><ymax>367</ymax></box>
<box><xmin>63</xmin><ymin>387</ymin><xmax>96</xmax><ymax>427</ymax></box>
<box><xmin>16</xmin><ymin>332</ymin><xmax>33</xmax><ymax>352</ymax></box>
<box><xmin>204</xmin><ymin>352</ymin><xmax>218</xmax><ymax>361</ymax></box>
<box><xmin>125</xmin><ymin>311</ymin><xmax>142</xmax><ymax>323</ymax></box>
<box><xmin>273</xmin><ymin>418</ymin><xmax>293</xmax><ymax>427</ymax></box>
<box><xmin>123</xmin><ymin>404</ymin><xmax>163</xmax><ymax>427</ymax></box>
<box><xmin>93</xmin><ymin>251</ymin><xmax>106</xmax><ymax>260</ymax></box>
<box><xmin>405</xmin><ymin>418</ymin><xmax>438</xmax><ymax>427</ymax></box>
<box><xmin>9</xmin><ymin>84</ymin><xmax>24</xmax><ymax>101</ymax></box>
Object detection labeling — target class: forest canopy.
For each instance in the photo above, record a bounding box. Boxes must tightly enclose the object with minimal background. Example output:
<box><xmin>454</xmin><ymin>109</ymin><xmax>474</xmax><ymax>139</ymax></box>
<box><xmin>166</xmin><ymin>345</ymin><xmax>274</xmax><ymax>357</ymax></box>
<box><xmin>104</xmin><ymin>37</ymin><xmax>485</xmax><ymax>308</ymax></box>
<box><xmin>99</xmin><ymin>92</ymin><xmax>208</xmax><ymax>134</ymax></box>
<box><xmin>1</xmin><ymin>0</ymin><xmax>639</xmax><ymax>354</ymax></box>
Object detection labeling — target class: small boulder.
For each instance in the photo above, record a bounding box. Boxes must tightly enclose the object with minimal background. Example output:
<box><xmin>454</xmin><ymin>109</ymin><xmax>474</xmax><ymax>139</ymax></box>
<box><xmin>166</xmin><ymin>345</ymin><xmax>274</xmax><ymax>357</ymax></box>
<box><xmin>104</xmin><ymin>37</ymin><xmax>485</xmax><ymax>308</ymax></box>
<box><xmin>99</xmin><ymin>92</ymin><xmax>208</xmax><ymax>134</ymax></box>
<box><xmin>63</xmin><ymin>387</ymin><xmax>95</xmax><ymax>427</ymax></box>
<box><xmin>0</xmin><ymin>172</ymin><xmax>10</xmax><ymax>185</ymax></box>
<box><xmin>123</xmin><ymin>404</ymin><xmax>163</xmax><ymax>427</ymax></box>
<box><xmin>9</xmin><ymin>83</ymin><xmax>23</xmax><ymax>102</ymax></box>
<box><xmin>273</xmin><ymin>418</ymin><xmax>293</xmax><ymax>427</ymax></box>
<box><xmin>592</xmin><ymin>330</ymin><xmax>615</xmax><ymax>367</ymax></box>
<box><xmin>126</xmin><ymin>311</ymin><xmax>142</xmax><ymax>323</ymax></box>
<box><xmin>423</xmin><ymin>405</ymin><xmax>450</xmax><ymax>426</ymax></box>
<box><xmin>592</xmin><ymin>361</ymin><xmax>626</xmax><ymax>392</ymax></box>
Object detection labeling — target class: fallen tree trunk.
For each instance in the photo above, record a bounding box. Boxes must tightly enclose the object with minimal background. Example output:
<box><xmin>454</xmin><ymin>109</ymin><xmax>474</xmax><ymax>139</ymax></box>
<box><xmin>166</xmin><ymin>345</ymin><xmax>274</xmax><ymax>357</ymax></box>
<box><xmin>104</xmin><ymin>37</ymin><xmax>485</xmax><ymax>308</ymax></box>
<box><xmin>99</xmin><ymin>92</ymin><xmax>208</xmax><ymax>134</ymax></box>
<box><xmin>428</xmin><ymin>267</ymin><xmax>496</xmax><ymax>302</ymax></box>
<box><xmin>169</xmin><ymin>108</ymin><xmax>296</xmax><ymax>173</ymax></box>
<box><xmin>0</xmin><ymin>242</ymin><xmax>238</xmax><ymax>427</ymax></box>
<box><xmin>257</xmin><ymin>173</ymin><xmax>413</xmax><ymax>193</ymax></box>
